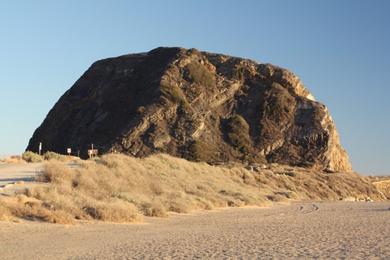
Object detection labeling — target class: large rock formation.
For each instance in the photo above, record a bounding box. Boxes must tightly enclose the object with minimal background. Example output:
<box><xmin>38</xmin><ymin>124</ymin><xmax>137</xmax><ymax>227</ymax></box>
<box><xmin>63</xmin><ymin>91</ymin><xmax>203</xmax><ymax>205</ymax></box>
<box><xmin>27</xmin><ymin>47</ymin><xmax>352</xmax><ymax>172</ymax></box>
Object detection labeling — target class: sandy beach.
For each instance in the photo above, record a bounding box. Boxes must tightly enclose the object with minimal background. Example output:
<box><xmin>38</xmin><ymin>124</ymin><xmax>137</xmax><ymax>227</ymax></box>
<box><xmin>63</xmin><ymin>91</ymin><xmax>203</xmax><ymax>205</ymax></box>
<box><xmin>0</xmin><ymin>163</ymin><xmax>41</xmax><ymax>187</ymax></box>
<box><xmin>0</xmin><ymin>163</ymin><xmax>42</xmax><ymax>197</ymax></box>
<box><xmin>0</xmin><ymin>201</ymin><xmax>389</xmax><ymax>259</ymax></box>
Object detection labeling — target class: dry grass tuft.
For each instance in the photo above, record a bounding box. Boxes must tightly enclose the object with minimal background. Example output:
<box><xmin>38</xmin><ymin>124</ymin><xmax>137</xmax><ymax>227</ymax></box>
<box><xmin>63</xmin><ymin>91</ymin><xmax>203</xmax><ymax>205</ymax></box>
<box><xmin>0</xmin><ymin>154</ymin><xmax>384</xmax><ymax>224</ymax></box>
<box><xmin>0</xmin><ymin>155</ymin><xmax>25</xmax><ymax>164</ymax></box>
<box><xmin>22</xmin><ymin>151</ymin><xmax>43</xmax><ymax>163</ymax></box>
<box><xmin>20</xmin><ymin>151</ymin><xmax>79</xmax><ymax>164</ymax></box>
<box><xmin>43</xmin><ymin>151</ymin><xmax>74</xmax><ymax>162</ymax></box>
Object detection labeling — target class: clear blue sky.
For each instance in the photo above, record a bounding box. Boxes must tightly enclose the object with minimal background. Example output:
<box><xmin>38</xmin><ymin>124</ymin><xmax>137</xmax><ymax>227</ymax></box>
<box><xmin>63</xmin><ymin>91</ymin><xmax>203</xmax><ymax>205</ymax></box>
<box><xmin>0</xmin><ymin>0</ymin><xmax>389</xmax><ymax>175</ymax></box>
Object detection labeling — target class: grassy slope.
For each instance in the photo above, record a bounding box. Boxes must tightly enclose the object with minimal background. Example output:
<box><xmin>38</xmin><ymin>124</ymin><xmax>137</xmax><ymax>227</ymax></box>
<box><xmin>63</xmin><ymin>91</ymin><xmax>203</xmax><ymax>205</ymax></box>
<box><xmin>0</xmin><ymin>154</ymin><xmax>384</xmax><ymax>224</ymax></box>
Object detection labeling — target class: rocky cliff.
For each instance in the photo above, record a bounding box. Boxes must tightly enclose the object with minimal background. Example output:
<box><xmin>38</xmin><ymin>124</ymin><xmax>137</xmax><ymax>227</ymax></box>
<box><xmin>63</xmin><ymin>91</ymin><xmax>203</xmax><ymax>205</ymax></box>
<box><xmin>27</xmin><ymin>47</ymin><xmax>352</xmax><ymax>172</ymax></box>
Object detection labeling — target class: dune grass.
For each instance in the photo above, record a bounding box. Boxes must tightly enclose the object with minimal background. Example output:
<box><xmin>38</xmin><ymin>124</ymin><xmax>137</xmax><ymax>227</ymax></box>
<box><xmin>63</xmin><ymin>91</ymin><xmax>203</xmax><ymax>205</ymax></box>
<box><xmin>20</xmin><ymin>151</ymin><xmax>78</xmax><ymax>164</ymax></box>
<box><xmin>0</xmin><ymin>154</ymin><xmax>384</xmax><ymax>224</ymax></box>
<box><xmin>22</xmin><ymin>151</ymin><xmax>44</xmax><ymax>163</ymax></box>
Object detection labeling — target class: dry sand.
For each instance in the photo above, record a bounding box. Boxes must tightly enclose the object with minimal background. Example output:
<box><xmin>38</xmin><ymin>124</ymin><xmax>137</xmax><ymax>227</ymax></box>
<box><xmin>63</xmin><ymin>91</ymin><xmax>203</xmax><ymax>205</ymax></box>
<box><xmin>0</xmin><ymin>163</ymin><xmax>42</xmax><ymax>195</ymax></box>
<box><xmin>0</xmin><ymin>202</ymin><xmax>389</xmax><ymax>259</ymax></box>
<box><xmin>0</xmin><ymin>163</ymin><xmax>42</xmax><ymax>185</ymax></box>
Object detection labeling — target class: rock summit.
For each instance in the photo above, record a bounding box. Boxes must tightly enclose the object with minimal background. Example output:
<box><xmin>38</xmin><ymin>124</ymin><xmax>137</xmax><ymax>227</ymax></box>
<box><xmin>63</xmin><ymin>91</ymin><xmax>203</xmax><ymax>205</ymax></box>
<box><xmin>27</xmin><ymin>47</ymin><xmax>352</xmax><ymax>172</ymax></box>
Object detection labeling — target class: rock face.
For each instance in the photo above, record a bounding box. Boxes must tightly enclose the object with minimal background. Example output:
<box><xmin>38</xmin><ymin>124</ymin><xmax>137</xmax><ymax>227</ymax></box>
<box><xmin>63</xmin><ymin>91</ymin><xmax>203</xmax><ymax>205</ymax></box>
<box><xmin>27</xmin><ymin>47</ymin><xmax>352</xmax><ymax>172</ymax></box>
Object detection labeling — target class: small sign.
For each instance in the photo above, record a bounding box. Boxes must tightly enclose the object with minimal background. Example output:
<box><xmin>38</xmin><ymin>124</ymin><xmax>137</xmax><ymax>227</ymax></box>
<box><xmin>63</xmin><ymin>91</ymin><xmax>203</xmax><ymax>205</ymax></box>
<box><xmin>88</xmin><ymin>149</ymin><xmax>98</xmax><ymax>158</ymax></box>
<box><xmin>39</xmin><ymin>142</ymin><xmax>42</xmax><ymax>155</ymax></box>
<box><xmin>67</xmin><ymin>148</ymin><xmax>72</xmax><ymax>155</ymax></box>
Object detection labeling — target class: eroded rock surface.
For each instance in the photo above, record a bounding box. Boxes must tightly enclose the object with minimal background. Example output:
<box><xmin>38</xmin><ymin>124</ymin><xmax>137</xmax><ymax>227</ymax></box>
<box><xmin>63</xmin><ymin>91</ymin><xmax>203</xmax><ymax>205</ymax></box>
<box><xmin>27</xmin><ymin>47</ymin><xmax>352</xmax><ymax>172</ymax></box>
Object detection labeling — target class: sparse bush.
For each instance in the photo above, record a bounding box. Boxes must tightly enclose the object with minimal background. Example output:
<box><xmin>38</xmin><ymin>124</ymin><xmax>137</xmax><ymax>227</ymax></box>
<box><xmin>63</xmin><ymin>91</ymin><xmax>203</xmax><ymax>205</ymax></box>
<box><xmin>83</xmin><ymin>200</ymin><xmax>141</xmax><ymax>223</ymax></box>
<box><xmin>0</xmin><ymin>195</ymin><xmax>74</xmax><ymax>224</ymax></box>
<box><xmin>187</xmin><ymin>60</ymin><xmax>215</xmax><ymax>87</ymax></box>
<box><xmin>0</xmin><ymin>154</ymin><xmax>383</xmax><ymax>224</ymax></box>
<box><xmin>22</xmin><ymin>151</ymin><xmax>43</xmax><ymax>163</ymax></box>
<box><xmin>36</xmin><ymin>160</ymin><xmax>73</xmax><ymax>183</ymax></box>
<box><xmin>140</xmin><ymin>202</ymin><xmax>167</xmax><ymax>217</ymax></box>
<box><xmin>226</xmin><ymin>115</ymin><xmax>251</xmax><ymax>153</ymax></box>
<box><xmin>160</xmin><ymin>79</ymin><xmax>189</xmax><ymax>108</ymax></box>
<box><xmin>266</xmin><ymin>193</ymin><xmax>287</xmax><ymax>202</ymax></box>
<box><xmin>43</xmin><ymin>151</ymin><xmax>68</xmax><ymax>161</ymax></box>
<box><xmin>21</xmin><ymin>151</ymin><xmax>75</xmax><ymax>164</ymax></box>
<box><xmin>276</xmin><ymin>171</ymin><xmax>297</xmax><ymax>177</ymax></box>
<box><xmin>188</xmin><ymin>140</ymin><xmax>218</xmax><ymax>162</ymax></box>
<box><xmin>0</xmin><ymin>154</ymin><xmax>271</xmax><ymax>223</ymax></box>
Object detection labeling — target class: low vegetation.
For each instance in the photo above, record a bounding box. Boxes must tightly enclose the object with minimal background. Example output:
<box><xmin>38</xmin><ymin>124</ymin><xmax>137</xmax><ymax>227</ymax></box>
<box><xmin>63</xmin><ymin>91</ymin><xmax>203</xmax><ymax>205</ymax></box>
<box><xmin>160</xmin><ymin>79</ymin><xmax>189</xmax><ymax>108</ymax></box>
<box><xmin>22</xmin><ymin>151</ymin><xmax>44</xmax><ymax>163</ymax></box>
<box><xmin>42</xmin><ymin>151</ymin><xmax>71</xmax><ymax>162</ymax></box>
<box><xmin>226</xmin><ymin>115</ymin><xmax>251</xmax><ymax>153</ymax></box>
<box><xmin>20</xmin><ymin>151</ymin><xmax>76</xmax><ymax>163</ymax></box>
<box><xmin>188</xmin><ymin>140</ymin><xmax>218</xmax><ymax>162</ymax></box>
<box><xmin>186</xmin><ymin>60</ymin><xmax>215</xmax><ymax>87</ymax></box>
<box><xmin>0</xmin><ymin>154</ymin><xmax>384</xmax><ymax>224</ymax></box>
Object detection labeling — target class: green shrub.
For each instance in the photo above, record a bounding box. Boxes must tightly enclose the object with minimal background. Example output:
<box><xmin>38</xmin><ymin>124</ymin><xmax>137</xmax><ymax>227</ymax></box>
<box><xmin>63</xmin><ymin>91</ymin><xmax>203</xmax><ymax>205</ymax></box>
<box><xmin>226</xmin><ymin>115</ymin><xmax>251</xmax><ymax>153</ymax></box>
<box><xmin>160</xmin><ymin>80</ymin><xmax>189</xmax><ymax>107</ymax></box>
<box><xmin>187</xmin><ymin>61</ymin><xmax>215</xmax><ymax>87</ymax></box>
<box><xmin>22</xmin><ymin>151</ymin><xmax>43</xmax><ymax>163</ymax></box>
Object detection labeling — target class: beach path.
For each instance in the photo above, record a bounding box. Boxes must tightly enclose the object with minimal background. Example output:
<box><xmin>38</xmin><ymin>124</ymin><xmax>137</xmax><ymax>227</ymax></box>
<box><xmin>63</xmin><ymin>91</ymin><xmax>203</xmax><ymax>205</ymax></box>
<box><xmin>0</xmin><ymin>163</ymin><xmax>42</xmax><ymax>195</ymax></box>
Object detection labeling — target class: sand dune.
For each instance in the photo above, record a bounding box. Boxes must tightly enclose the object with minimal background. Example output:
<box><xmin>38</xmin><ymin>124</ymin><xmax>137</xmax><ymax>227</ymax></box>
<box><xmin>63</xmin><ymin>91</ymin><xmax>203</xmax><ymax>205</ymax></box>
<box><xmin>0</xmin><ymin>202</ymin><xmax>389</xmax><ymax>259</ymax></box>
<box><xmin>0</xmin><ymin>154</ymin><xmax>383</xmax><ymax>223</ymax></box>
